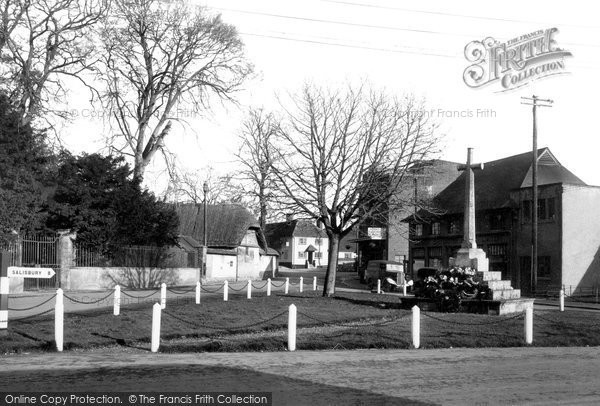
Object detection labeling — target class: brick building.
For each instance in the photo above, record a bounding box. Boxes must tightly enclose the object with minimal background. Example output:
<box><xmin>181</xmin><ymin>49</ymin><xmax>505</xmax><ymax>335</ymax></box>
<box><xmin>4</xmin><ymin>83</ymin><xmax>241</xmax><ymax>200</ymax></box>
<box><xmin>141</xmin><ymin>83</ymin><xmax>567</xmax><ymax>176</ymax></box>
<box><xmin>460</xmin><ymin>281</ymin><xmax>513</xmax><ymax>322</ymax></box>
<box><xmin>405</xmin><ymin>148</ymin><xmax>600</xmax><ymax>294</ymax></box>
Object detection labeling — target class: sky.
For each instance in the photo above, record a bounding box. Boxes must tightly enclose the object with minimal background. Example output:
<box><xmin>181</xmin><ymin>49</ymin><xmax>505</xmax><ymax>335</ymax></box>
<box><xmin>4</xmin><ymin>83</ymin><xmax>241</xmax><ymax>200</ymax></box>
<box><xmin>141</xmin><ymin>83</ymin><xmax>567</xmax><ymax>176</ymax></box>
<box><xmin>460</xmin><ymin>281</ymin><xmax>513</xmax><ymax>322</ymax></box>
<box><xmin>62</xmin><ymin>0</ymin><xmax>600</xmax><ymax>194</ymax></box>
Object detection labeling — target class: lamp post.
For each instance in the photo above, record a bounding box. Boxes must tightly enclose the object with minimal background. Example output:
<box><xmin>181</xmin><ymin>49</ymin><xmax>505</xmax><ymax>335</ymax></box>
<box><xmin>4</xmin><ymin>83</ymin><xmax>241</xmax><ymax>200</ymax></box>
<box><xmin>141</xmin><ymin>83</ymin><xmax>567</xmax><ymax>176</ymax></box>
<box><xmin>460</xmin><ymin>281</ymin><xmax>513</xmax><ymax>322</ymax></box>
<box><xmin>202</xmin><ymin>181</ymin><xmax>209</xmax><ymax>278</ymax></box>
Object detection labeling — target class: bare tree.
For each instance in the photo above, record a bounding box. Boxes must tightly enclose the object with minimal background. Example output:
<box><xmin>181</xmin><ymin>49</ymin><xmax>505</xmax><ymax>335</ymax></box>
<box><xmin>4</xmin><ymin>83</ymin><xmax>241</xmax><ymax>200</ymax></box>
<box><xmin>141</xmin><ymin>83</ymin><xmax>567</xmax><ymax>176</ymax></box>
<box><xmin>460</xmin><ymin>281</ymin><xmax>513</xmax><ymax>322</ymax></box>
<box><xmin>0</xmin><ymin>0</ymin><xmax>107</xmax><ymax>126</ymax></box>
<box><xmin>99</xmin><ymin>0</ymin><xmax>252</xmax><ymax>181</ymax></box>
<box><xmin>236</xmin><ymin>108</ymin><xmax>278</xmax><ymax>228</ymax></box>
<box><xmin>164</xmin><ymin>166</ymin><xmax>247</xmax><ymax>206</ymax></box>
<box><xmin>272</xmin><ymin>83</ymin><xmax>440</xmax><ymax>296</ymax></box>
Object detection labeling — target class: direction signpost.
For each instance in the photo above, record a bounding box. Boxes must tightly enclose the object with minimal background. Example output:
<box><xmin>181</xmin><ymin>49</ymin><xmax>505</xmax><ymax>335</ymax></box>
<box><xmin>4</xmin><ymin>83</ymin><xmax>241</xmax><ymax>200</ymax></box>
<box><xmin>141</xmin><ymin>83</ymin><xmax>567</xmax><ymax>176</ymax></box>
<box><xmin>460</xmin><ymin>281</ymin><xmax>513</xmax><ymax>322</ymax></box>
<box><xmin>7</xmin><ymin>266</ymin><xmax>55</xmax><ymax>278</ymax></box>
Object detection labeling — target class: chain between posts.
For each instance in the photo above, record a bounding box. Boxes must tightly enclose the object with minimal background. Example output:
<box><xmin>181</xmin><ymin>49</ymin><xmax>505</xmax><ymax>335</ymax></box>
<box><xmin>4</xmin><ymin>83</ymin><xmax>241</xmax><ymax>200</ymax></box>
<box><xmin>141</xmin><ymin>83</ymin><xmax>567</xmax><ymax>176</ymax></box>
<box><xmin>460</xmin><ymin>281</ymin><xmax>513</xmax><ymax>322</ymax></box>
<box><xmin>251</xmin><ymin>281</ymin><xmax>268</xmax><ymax>289</ymax></box>
<box><xmin>8</xmin><ymin>294</ymin><xmax>57</xmax><ymax>311</ymax></box>
<box><xmin>271</xmin><ymin>281</ymin><xmax>286</xmax><ymax>287</ymax></box>
<box><xmin>200</xmin><ymin>285</ymin><xmax>223</xmax><ymax>293</ymax></box>
<box><xmin>167</xmin><ymin>287</ymin><xmax>196</xmax><ymax>294</ymax></box>
<box><xmin>121</xmin><ymin>289</ymin><xmax>159</xmax><ymax>299</ymax></box>
<box><xmin>63</xmin><ymin>291</ymin><xmax>113</xmax><ymax>305</ymax></box>
<box><xmin>228</xmin><ymin>285</ymin><xmax>247</xmax><ymax>292</ymax></box>
<box><xmin>296</xmin><ymin>311</ymin><xmax>412</xmax><ymax>328</ymax></box>
<box><xmin>421</xmin><ymin>311</ymin><xmax>524</xmax><ymax>325</ymax></box>
<box><xmin>161</xmin><ymin>309</ymin><xmax>288</xmax><ymax>331</ymax></box>
<box><xmin>11</xmin><ymin>307</ymin><xmax>55</xmax><ymax>323</ymax></box>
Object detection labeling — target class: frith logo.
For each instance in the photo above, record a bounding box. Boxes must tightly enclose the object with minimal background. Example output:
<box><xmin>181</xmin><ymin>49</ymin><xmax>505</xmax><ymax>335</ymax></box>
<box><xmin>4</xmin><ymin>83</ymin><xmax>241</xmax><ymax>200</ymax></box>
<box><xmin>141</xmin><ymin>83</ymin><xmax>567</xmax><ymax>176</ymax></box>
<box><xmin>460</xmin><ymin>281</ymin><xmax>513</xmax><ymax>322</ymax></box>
<box><xmin>463</xmin><ymin>28</ymin><xmax>572</xmax><ymax>92</ymax></box>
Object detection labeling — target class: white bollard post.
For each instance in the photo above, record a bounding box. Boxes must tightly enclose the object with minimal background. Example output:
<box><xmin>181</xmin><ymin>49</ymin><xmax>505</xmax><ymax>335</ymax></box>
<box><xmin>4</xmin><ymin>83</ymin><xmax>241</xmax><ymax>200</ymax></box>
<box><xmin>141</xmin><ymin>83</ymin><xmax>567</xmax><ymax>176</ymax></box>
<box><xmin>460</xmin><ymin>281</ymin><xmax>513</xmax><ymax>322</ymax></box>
<box><xmin>525</xmin><ymin>307</ymin><xmax>533</xmax><ymax>345</ymax></box>
<box><xmin>195</xmin><ymin>281</ymin><xmax>201</xmax><ymax>305</ymax></box>
<box><xmin>223</xmin><ymin>280</ymin><xmax>229</xmax><ymax>301</ymax></box>
<box><xmin>151</xmin><ymin>302</ymin><xmax>161</xmax><ymax>353</ymax></box>
<box><xmin>403</xmin><ymin>282</ymin><xmax>407</xmax><ymax>296</ymax></box>
<box><xmin>313</xmin><ymin>276</ymin><xmax>317</xmax><ymax>291</ymax></box>
<box><xmin>288</xmin><ymin>304</ymin><xmax>297</xmax><ymax>351</ymax></box>
<box><xmin>411</xmin><ymin>305</ymin><xmax>420</xmax><ymax>349</ymax></box>
<box><xmin>247</xmin><ymin>280</ymin><xmax>252</xmax><ymax>299</ymax></box>
<box><xmin>559</xmin><ymin>289</ymin><xmax>564</xmax><ymax>312</ymax></box>
<box><xmin>285</xmin><ymin>278</ymin><xmax>289</xmax><ymax>295</ymax></box>
<box><xmin>55</xmin><ymin>288</ymin><xmax>64</xmax><ymax>352</ymax></box>
<box><xmin>377</xmin><ymin>279</ymin><xmax>381</xmax><ymax>294</ymax></box>
<box><xmin>113</xmin><ymin>285</ymin><xmax>121</xmax><ymax>316</ymax></box>
<box><xmin>267</xmin><ymin>278</ymin><xmax>271</xmax><ymax>296</ymax></box>
<box><xmin>299</xmin><ymin>277</ymin><xmax>303</xmax><ymax>293</ymax></box>
<box><xmin>160</xmin><ymin>283</ymin><xmax>166</xmax><ymax>309</ymax></box>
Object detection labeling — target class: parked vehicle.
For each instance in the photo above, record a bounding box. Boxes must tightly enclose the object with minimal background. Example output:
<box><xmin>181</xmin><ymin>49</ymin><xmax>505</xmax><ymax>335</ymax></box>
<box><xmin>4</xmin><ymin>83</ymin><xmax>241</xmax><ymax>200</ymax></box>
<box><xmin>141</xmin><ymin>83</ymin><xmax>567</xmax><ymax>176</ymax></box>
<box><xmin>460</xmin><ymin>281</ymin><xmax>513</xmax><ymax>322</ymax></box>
<box><xmin>364</xmin><ymin>260</ymin><xmax>406</xmax><ymax>292</ymax></box>
<box><xmin>337</xmin><ymin>261</ymin><xmax>356</xmax><ymax>272</ymax></box>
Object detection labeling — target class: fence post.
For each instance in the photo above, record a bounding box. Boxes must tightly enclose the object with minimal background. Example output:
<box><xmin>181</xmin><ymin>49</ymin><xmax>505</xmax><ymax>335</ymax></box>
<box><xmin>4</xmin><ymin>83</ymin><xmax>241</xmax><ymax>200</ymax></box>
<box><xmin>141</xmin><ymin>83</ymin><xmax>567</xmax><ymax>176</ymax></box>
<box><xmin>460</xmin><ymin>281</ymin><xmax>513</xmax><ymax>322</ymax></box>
<box><xmin>151</xmin><ymin>302</ymin><xmax>161</xmax><ymax>353</ymax></box>
<box><xmin>0</xmin><ymin>251</ymin><xmax>9</xmax><ymax>330</ymax></box>
<box><xmin>247</xmin><ymin>280</ymin><xmax>252</xmax><ymax>299</ymax></box>
<box><xmin>113</xmin><ymin>285</ymin><xmax>120</xmax><ymax>316</ymax></box>
<box><xmin>223</xmin><ymin>280</ymin><xmax>228</xmax><ymax>302</ymax></box>
<box><xmin>267</xmin><ymin>278</ymin><xmax>271</xmax><ymax>296</ymax></box>
<box><xmin>288</xmin><ymin>304</ymin><xmax>297</xmax><ymax>351</ymax></box>
<box><xmin>195</xmin><ymin>282</ymin><xmax>201</xmax><ymax>304</ymax></box>
<box><xmin>55</xmin><ymin>288</ymin><xmax>64</xmax><ymax>352</ymax></box>
<box><xmin>412</xmin><ymin>305</ymin><xmax>420</xmax><ymax>349</ymax></box>
<box><xmin>524</xmin><ymin>307</ymin><xmax>533</xmax><ymax>344</ymax></box>
<box><xmin>402</xmin><ymin>281</ymin><xmax>407</xmax><ymax>296</ymax></box>
<box><xmin>313</xmin><ymin>276</ymin><xmax>317</xmax><ymax>291</ymax></box>
<box><xmin>299</xmin><ymin>277</ymin><xmax>303</xmax><ymax>293</ymax></box>
<box><xmin>285</xmin><ymin>278</ymin><xmax>289</xmax><ymax>295</ymax></box>
<box><xmin>377</xmin><ymin>279</ymin><xmax>381</xmax><ymax>294</ymax></box>
<box><xmin>160</xmin><ymin>283</ymin><xmax>166</xmax><ymax>309</ymax></box>
<box><xmin>559</xmin><ymin>289</ymin><xmax>564</xmax><ymax>312</ymax></box>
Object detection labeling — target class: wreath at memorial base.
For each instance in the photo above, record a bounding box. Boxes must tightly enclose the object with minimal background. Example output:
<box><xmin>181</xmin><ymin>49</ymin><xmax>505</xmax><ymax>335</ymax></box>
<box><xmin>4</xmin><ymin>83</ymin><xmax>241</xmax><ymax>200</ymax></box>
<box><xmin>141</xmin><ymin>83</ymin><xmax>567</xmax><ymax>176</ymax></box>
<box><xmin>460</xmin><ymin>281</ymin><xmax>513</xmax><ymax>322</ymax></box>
<box><xmin>413</xmin><ymin>267</ymin><xmax>491</xmax><ymax>312</ymax></box>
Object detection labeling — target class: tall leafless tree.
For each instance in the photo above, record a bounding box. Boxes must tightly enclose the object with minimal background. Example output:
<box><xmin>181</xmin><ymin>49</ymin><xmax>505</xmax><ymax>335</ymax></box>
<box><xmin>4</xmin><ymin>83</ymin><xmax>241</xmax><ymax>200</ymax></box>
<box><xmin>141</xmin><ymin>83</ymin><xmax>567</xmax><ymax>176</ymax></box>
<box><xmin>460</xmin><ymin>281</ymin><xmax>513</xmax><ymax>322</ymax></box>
<box><xmin>236</xmin><ymin>107</ymin><xmax>278</xmax><ymax>228</ymax></box>
<box><xmin>272</xmin><ymin>83</ymin><xmax>440</xmax><ymax>296</ymax></box>
<box><xmin>0</xmin><ymin>0</ymin><xmax>107</xmax><ymax>126</ymax></box>
<box><xmin>99</xmin><ymin>0</ymin><xmax>253</xmax><ymax>181</ymax></box>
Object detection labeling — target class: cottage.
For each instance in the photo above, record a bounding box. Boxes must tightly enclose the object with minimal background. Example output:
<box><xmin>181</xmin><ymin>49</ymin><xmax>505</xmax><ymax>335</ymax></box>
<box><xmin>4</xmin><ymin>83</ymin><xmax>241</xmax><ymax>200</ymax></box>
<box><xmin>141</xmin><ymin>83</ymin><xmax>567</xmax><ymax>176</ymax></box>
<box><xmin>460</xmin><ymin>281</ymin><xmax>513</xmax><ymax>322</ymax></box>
<box><xmin>176</xmin><ymin>204</ymin><xmax>278</xmax><ymax>281</ymax></box>
<box><xmin>264</xmin><ymin>218</ymin><xmax>328</xmax><ymax>269</ymax></box>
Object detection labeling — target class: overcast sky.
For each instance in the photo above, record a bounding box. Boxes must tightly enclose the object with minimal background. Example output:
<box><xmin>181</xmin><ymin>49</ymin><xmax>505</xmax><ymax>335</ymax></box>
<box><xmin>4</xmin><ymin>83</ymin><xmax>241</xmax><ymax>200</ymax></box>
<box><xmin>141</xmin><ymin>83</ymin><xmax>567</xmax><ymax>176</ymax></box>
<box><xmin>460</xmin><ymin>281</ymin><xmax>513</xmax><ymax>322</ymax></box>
<box><xmin>62</xmin><ymin>0</ymin><xmax>600</xmax><ymax>193</ymax></box>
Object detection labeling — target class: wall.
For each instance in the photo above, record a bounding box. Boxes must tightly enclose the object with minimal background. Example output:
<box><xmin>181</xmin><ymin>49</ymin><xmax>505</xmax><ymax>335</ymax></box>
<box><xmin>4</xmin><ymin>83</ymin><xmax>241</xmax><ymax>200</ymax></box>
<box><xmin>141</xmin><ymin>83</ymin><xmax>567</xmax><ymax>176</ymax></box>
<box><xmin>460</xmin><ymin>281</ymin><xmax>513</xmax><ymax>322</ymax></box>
<box><xmin>63</xmin><ymin>267</ymin><xmax>198</xmax><ymax>290</ymax></box>
<box><xmin>206</xmin><ymin>254</ymin><xmax>237</xmax><ymax>281</ymax></box>
<box><xmin>561</xmin><ymin>185</ymin><xmax>600</xmax><ymax>289</ymax></box>
<box><xmin>292</xmin><ymin>236</ymin><xmax>329</xmax><ymax>267</ymax></box>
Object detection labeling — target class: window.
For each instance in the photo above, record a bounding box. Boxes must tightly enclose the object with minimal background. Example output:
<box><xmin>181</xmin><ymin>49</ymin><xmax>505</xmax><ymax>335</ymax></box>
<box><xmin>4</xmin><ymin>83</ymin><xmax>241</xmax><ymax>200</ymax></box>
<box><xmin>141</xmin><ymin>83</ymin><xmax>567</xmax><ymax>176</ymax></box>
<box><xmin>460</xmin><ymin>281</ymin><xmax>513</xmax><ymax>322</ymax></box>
<box><xmin>297</xmin><ymin>252</ymin><xmax>304</xmax><ymax>259</ymax></box>
<box><xmin>538</xmin><ymin>256</ymin><xmax>551</xmax><ymax>279</ymax></box>
<box><xmin>415</xmin><ymin>224</ymin><xmax>423</xmax><ymax>236</ymax></box>
<box><xmin>538</xmin><ymin>198</ymin><xmax>546</xmax><ymax>220</ymax></box>
<box><xmin>315</xmin><ymin>252</ymin><xmax>323</xmax><ymax>259</ymax></box>
<box><xmin>547</xmin><ymin>198</ymin><xmax>556</xmax><ymax>219</ymax></box>
<box><xmin>315</xmin><ymin>238</ymin><xmax>322</xmax><ymax>246</ymax></box>
<box><xmin>344</xmin><ymin>252</ymin><xmax>352</xmax><ymax>259</ymax></box>
<box><xmin>448</xmin><ymin>220</ymin><xmax>460</xmax><ymax>235</ymax></box>
<box><xmin>299</xmin><ymin>238</ymin><xmax>307</xmax><ymax>245</ymax></box>
<box><xmin>431</xmin><ymin>222</ymin><xmax>440</xmax><ymax>235</ymax></box>
<box><xmin>523</xmin><ymin>200</ymin><xmax>532</xmax><ymax>222</ymax></box>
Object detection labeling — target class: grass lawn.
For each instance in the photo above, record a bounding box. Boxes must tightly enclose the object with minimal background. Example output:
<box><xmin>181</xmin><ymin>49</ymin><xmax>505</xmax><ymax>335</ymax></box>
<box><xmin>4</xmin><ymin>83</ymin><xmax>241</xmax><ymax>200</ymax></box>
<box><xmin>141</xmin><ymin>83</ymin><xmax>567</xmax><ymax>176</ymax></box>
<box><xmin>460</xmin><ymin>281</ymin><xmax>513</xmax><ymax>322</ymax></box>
<box><xmin>2</xmin><ymin>290</ymin><xmax>600</xmax><ymax>354</ymax></box>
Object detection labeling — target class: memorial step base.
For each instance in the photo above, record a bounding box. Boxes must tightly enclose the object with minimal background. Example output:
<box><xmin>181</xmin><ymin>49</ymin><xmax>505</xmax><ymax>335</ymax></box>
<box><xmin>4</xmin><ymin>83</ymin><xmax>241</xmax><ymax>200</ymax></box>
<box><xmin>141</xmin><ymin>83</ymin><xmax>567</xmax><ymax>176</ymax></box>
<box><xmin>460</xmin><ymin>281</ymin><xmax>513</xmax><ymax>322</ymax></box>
<box><xmin>399</xmin><ymin>296</ymin><xmax>535</xmax><ymax>315</ymax></box>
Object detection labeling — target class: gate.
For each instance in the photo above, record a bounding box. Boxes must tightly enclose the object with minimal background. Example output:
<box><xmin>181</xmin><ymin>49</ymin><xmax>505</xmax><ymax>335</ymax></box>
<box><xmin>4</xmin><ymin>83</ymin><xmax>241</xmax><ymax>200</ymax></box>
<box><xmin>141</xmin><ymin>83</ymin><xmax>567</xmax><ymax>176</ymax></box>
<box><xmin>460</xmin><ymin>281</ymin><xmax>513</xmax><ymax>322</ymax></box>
<box><xmin>16</xmin><ymin>235</ymin><xmax>60</xmax><ymax>290</ymax></box>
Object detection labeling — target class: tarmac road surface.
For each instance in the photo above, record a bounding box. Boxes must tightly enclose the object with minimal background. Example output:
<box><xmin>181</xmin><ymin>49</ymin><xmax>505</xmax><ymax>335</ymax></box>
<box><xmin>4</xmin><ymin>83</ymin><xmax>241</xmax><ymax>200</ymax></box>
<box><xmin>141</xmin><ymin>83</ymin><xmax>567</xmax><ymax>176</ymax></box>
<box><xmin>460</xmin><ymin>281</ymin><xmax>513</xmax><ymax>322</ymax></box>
<box><xmin>2</xmin><ymin>346</ymin><xmax>600</xmax><ymax>405</ymax></box>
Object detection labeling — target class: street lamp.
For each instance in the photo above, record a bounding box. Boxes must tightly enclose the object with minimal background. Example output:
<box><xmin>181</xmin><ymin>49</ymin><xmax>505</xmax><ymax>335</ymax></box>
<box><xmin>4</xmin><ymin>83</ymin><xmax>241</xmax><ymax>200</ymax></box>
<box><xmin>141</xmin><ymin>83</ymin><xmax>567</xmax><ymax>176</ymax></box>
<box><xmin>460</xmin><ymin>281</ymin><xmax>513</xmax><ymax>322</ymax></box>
<box><xmin>202</xmin><ymin>181</ymin><xmax>209</xmax><ymax>278</ymax></box>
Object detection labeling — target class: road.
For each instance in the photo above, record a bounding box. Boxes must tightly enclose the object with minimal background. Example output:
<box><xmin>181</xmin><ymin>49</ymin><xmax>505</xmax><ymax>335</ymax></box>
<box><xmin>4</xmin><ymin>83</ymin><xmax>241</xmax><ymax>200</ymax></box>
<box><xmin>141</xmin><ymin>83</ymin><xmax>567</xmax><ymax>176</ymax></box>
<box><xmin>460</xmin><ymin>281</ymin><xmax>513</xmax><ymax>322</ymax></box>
<box><xmin>1</xmin><ymin>347</ymin><xmax>600</xmax><ymax>405</ymax></box>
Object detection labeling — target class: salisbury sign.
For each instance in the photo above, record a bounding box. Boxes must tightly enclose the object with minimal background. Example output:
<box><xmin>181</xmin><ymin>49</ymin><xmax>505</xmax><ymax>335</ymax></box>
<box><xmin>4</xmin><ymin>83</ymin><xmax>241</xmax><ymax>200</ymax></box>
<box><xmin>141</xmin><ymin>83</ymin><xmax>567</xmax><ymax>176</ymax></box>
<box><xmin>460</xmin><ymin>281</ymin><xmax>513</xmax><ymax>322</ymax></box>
<box><xmin>7</xmin><ymin>266</ymin><xmax>56</xmax><ymax>278</ymax></box>
<box><xmin>463</xmin><ymin>28</ymin><xmax>572</xmax><ymax>92</ymax></box>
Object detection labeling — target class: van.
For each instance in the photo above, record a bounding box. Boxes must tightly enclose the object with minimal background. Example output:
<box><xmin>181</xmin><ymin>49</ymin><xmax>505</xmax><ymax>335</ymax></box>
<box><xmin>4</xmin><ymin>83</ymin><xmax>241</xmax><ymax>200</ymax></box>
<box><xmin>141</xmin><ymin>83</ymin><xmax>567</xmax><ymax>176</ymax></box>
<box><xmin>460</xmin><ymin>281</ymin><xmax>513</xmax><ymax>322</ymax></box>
<box><xmin>364</xmin><ymin>260</ymin><xmax>405</xmax><ymax>292</ymax></box>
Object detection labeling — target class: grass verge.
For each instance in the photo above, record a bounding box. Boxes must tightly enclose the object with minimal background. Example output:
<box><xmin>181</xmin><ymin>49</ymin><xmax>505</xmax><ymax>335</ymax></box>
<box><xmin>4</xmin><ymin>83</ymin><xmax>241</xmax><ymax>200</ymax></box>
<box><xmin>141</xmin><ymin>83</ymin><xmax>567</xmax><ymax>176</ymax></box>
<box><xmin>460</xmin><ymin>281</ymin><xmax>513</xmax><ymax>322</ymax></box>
<box><xmin>2</xmin><ymin>290</ymin><xmax>600</xmax><ymax>354</ymax></box>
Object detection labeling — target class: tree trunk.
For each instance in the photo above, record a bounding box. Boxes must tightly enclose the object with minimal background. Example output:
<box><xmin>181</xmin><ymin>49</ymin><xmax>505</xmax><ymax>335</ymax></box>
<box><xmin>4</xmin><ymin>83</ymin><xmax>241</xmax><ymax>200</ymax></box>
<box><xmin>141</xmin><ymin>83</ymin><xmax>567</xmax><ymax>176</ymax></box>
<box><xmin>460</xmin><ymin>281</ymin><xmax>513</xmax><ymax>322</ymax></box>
<box><xmin>323</xmin><ymin>233</ymin><xmax>340</xmax><ymax>297</ymax></box>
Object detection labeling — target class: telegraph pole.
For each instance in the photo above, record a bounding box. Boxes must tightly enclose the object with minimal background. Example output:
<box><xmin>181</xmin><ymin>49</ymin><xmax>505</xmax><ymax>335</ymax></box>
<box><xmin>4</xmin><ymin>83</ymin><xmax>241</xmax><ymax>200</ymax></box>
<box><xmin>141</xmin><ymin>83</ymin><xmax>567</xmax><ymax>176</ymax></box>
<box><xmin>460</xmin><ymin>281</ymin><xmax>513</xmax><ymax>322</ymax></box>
<box><xmin>521</xmin><ymin>95</ymin><xmax>553</xmax><ymax>296</ymax></box>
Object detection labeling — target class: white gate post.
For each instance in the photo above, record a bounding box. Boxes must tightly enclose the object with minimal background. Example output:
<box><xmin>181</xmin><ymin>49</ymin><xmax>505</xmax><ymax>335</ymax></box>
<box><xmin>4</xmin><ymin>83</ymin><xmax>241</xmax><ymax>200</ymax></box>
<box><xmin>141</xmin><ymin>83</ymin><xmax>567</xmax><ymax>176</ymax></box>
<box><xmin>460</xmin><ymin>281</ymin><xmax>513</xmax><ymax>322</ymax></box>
<box><xmin>113</xmin><ymin>285</ymin><xmax>121</xmax><ymax>316</ymax></box>
<box><xmin>411</xmin><ymin>305</ymin><xmax>420</xmax><ymax>349</ymax></box>
<box><xmin>195</xmin><ymin>282</ymin><xmax>201</xmax><ymax>304</ymax></box>
<box><xmin>403</xmin><ymin>282</ymin><xmax>407</xmax><ymax>296</ymax></box>
<box><xmin>299</xmin><ymin>277</ymin><xmax>303</xmax><ymax>293</ymax></box>
<box><xmin>559</xmin><ymin>289</ymin><xmax>564</xmax><ymax>312</ymax></box>
<box><xmin>0</xmin><ymin>251</ymin><xmax>9</xmax><ymax>330</ymax></box>
<box><xmin>223</xmin><ymin>280</ymin><xmax>228</xmax><ymax>301</ymax></box>
<box><xmin>288</xmin><ymin>304</ymin><xmax>297</xmax><ymax>351</ymax></box>
<box><xmin>247</xmin><ymin>280</ymin><xmax>252</xmax><ymax>299</ymax></box>
<box><xmin>160</xmin><ymin>283</ymin><xmax>166</xmax><ymax>309</ymax></box>
<box><xmin>267</xmin><ymin>278</ymin><xmax>272</xmax><ymax>296</ymax></box>
<box><xmin>524</xmin><ymin>307</ymin><xmax>533</xmax><ymax>344</ymax></box>
<box><xmin>313</xmin><ymin>276</ymin><xmax>317</xmax><ymax>291</ymax></box>
<box><xmin>377</xmin><ymin>279</ymin><xmax>381</xmax><ymax>294</ymax></box>
<box><xmin>55</xmin><ymin>288</ymin><xmax>64</xmax><ymax>352</ymax></box>
<box><xmin>285</xmin><ymin>278</ymin><xmax>289</xmax><ymax>295</ymax></box>
<box><xmin>151</xmin><ymin>302</ymin><xmax>161</xmax><ymax>353</ymax></box>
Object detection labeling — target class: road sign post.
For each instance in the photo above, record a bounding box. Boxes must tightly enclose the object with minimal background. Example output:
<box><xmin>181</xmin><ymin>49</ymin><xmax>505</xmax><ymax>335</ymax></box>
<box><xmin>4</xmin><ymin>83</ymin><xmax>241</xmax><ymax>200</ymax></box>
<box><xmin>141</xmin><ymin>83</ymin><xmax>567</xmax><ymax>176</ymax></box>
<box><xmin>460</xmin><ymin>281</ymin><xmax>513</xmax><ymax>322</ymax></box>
<box><xmin>0</xmin><ymin>251</ymin><xmax>9</xmax><ymax>330</ymax></box>
<box><xmin>7</xmin><ymin>266</ymin><xmax>55</xmax><ymax>278</ymax></box>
